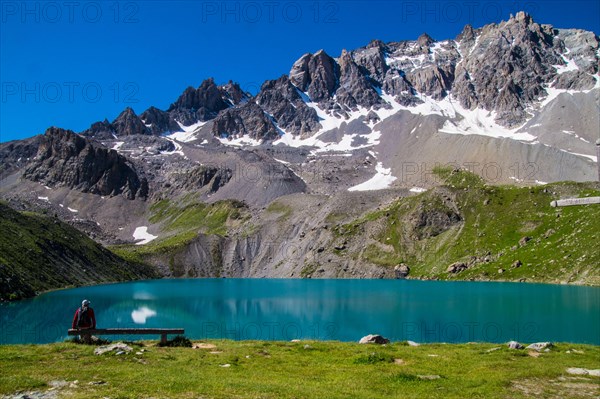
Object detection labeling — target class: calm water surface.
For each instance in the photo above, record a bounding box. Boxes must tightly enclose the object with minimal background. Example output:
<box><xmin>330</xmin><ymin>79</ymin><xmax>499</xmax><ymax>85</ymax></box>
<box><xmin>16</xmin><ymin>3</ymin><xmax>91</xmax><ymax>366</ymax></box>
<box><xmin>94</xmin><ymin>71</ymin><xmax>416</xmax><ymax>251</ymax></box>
<box><xmin>1</xmin><ymin>279</ymin><xmax>598</xmax><ymax>344</ymax></box>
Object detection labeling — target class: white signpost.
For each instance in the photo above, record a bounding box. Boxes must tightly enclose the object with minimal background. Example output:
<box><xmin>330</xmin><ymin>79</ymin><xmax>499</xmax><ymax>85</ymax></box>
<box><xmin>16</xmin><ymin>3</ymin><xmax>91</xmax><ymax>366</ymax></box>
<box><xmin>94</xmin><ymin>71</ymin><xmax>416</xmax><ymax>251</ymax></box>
<box><xmin>550</xmin><ymin>139</ymin><xmax>600</xmax><ymax>208</ymax></box>
<box><xmin>551</xmin><ymin>197</ymin><xmax>600</xmax><ymax>207</ymax></box>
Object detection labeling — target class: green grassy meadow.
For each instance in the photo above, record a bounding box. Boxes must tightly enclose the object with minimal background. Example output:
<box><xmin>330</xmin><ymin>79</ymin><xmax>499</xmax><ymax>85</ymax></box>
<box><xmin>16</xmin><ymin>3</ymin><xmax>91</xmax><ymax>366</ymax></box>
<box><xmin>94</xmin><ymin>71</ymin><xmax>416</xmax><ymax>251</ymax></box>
<box><xmin>1</xmin><ymin>340</ymin><xmax>598</xmax><ymax>399</ymax></box>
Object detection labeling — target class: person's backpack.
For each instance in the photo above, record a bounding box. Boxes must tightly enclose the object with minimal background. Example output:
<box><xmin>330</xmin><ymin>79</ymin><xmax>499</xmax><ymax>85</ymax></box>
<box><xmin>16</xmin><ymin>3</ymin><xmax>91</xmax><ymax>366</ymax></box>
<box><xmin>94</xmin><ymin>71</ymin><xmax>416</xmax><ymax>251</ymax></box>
<box><xmin>77</xmin><ymin>307</ymin><xmax>92</xmax><ymax>327</ymax></box>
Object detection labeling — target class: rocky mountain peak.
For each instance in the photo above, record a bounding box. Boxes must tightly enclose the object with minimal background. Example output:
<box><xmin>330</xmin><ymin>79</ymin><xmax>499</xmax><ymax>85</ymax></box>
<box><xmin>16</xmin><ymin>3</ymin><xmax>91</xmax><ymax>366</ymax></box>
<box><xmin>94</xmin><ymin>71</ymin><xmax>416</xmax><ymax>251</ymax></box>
<box><xmin>167</xmin><ymin>77</ymin><xmax>231</xmax><ymax>125</ymax></box>
<box><xmin>112</xmin><ymin>107</ymin><xmax>150</xmax><ymax>136</ymax></box>
<box><xmin>449</xmin><ymin>11</ymin><xmax>584</xmax><ymax>126</ymax></box>
<box><xmin>169</xmin><ymin>78</ymin><xmax>226</xmax><ymax>111</ymax></box>
<box><xmin>417</xmin><ymin>32</ymin><xmax>435</xmax><ymax>47</ymax></box>
<box><xmin>289</xmin><ymin>53</ymin><xmax>312</xmax><ymax>90</ymax></box>
<box><xmin>49</xmin><ymin>11</ymin><xmax>600</xmax><ymax>147</ymax></box>
<box><xmin>220</xmin><ymin>80</ymin><xmax>250</xmax><ymax>105</ymax></box>
<box><xmin>308</xmin><ymin>50</ymin><xmax>340</xmax><ymax>102</ymax></box>
<box><xmin>367</xmin><ymin>39</ymin><xmax>386</xmax><ymax>49</ymax></box>
<box><xmin>0</xmin><ymin>135</ymin><xmax>40</xmax><ymax>179</ymax></box>
<box><xmin>456</xmin><ymin>24</ymin><xmax>476</xmax><ymax>43</ymax></box>
<box><xmin>338</xmin><ymin>49</ymin><xmax>353</xmax><ymax>69</ymax></box>
<box><xmin>513</xmin><ymin>10</ymin><xmax>532</xmax><ymax>24</ymax></box>
<box><xmin>289</xmin><ymin>49</ymin><xmax>340</xmax><ymax>102</ymax></box>
<box><xmin>118</xmin><ymin>106</ymin><xmax>136</xmax><ymax>117</ymax></box>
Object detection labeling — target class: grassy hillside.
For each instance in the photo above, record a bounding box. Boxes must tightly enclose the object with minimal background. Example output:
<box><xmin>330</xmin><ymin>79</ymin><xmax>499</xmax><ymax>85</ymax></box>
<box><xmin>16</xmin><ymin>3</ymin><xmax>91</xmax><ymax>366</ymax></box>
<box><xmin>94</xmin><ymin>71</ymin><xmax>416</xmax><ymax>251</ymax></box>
<box><xmin>0</xmin><ymin>340</ymin><xmax>598</xmax><ymax>398</ymax></box>
<box><xmin>0</xmin><ymin>202</ymin><xmax>159</xmax><ymax>301</ymax></box>
<box><xmin>110</xmin><ymin>198</ymin><xmax>249</xmax><ymax>269</ymax></box>
<box><xmin>334</xmin><ymin>168</ymin><xmax>600</xmax><ymax>285</ymax></box>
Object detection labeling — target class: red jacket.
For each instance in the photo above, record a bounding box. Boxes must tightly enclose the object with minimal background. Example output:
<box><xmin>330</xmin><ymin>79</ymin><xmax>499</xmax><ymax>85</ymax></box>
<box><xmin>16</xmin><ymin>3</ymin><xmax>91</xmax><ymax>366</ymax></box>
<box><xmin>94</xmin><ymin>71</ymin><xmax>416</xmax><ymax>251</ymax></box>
<box><xmin>72</xmin><ymin>307</ymin><xmax>96</xmax><ymax>329</ymax></box>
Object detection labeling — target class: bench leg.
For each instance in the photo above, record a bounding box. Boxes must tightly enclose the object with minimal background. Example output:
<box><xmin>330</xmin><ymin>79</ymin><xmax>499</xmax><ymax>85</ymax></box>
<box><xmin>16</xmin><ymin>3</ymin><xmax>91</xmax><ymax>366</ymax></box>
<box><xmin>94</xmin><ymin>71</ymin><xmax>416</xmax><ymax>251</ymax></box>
<box><xmin>161</xmin><ymin>333</ymin><xmax>167</xmax><ymax>345</ymax></box>
<box><xmin>80</xmin><ymin>333</ymin><xmax>91</xmax><ymax>344</ymax></box>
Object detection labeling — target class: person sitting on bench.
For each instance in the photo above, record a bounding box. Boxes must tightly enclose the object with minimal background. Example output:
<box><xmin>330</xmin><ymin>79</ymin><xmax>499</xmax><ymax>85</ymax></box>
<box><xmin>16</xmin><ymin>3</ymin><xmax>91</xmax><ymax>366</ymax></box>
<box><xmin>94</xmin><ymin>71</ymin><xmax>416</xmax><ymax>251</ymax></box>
<box><xmin>72</xmin><ymin>299</ymin><xmax>96</xmax><ymax>341</ymax></box>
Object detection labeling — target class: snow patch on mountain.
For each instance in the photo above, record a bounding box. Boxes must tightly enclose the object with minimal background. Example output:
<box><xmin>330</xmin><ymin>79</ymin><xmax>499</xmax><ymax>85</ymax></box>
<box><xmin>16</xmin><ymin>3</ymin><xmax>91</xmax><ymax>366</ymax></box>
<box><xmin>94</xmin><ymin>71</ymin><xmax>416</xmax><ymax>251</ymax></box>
<box><xmin>554</xmin><ymin>57</ymin><xmax>580</xmax><ymax>74</ymax></box>
<box><xmin>348</xmin><ymin>162</ymin><xmax>397</xmax><ymax>191</ymax></box>
<box><xmin>133</xmin><ymin>226</ymin><xmax>158</xmax><ymax>245</ymax></box>
<box><xmin>218</xmin><ymin>135</ymin><xmax>263</xmax><ymax>147</ymax></box>
<box><xmin>439</xmin><ymin>102</ymin><xmax>536</xmax><ymax>142</ymax></box>
<box><xmin>112</xmin><ymin>141</ymin><xmax>125</xmax><ymax>151</ymax></box>
<box><xmin>162</xmin><ymin>137</ymin><xmax>187</xmax><ymax>158</ymax></box>
<box><xmin>167</xmin><ymin>121</ymin><xmax>207</xmax><ymax>142</ymax></box>
<box><xmin>561</xmin><ymin>130</ymin><xmax>591</xmax><ymax>143</ymax></box>
<box><xmin>561</xmin><ymin>150</ymin><xmax>597</xmax><ymax>162</ymax></box>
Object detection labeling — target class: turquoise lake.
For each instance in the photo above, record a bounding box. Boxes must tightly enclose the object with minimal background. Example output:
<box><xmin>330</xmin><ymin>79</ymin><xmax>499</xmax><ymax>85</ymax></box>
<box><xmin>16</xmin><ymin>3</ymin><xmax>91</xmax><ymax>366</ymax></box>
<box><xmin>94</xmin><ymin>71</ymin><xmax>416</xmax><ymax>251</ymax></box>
<box><xmin>1</xmin><ymin>279</ymin><xmax>598</xmax><ymax>345</ymax></box>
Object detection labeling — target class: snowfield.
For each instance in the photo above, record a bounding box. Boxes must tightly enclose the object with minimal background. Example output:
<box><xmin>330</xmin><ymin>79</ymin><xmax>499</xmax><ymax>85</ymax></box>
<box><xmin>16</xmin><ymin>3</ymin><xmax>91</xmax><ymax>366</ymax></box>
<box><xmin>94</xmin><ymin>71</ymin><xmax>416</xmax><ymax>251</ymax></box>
<box><xmin>348</xmin><ymin>162</ymin><xmax>397</xmax><ymax>192</ymax></box>
<box><xmin>133</xmin><ymin>226</ymin><xmax>158</xmax><ymax>245</ymax></box>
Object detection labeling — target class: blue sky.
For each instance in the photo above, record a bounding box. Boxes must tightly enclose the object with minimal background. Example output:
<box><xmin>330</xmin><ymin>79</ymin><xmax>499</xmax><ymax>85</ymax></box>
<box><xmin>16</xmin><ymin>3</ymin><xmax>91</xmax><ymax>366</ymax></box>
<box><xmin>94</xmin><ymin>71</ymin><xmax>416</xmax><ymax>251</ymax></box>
<box><xmin>1</xmin><ymin>0</ymin><xmax>599</xmax><ymax>142</ymax></box>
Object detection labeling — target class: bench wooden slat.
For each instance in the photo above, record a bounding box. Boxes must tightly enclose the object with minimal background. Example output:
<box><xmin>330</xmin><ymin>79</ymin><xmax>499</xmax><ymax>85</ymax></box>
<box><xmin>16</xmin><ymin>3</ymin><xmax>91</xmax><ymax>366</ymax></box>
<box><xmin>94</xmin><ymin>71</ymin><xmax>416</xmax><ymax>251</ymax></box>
<box><xmin>68</xmin><ymin>328</ymin><xmax>184</xmax><ymax>344</ymax></box>
<box><xmin>68</xmin><ymin>328</ymin><xmax>184</xmax><ymax>335</ymax></box>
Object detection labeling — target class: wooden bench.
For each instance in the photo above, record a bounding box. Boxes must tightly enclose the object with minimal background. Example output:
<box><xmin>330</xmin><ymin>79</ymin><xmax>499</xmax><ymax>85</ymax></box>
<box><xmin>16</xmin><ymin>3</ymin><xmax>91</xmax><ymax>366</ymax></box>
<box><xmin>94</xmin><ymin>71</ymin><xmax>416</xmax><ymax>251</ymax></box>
<box><xmin>68</xmin><ymin>328</ymin><xmax>185</xmax><ymax>344</ymax></box>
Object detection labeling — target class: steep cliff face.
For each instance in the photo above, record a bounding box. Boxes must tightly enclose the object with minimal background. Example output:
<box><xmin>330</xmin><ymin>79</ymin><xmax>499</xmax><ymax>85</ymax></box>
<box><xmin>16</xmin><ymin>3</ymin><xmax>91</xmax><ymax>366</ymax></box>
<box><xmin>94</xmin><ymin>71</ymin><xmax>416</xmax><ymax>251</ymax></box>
<box><xmin>289</xmin><ymin>50</ymin><xmax>341</xmax><ymax>102</ymax></box>
<box><xmin>23</xmin><ymin>127</ymin><xmax>148</xmax><ymax>200</ymax></box>
<box><xmin>256</xmin><ymin>75</ymin><xmax>321</xmax><ymax>136</ymax></box>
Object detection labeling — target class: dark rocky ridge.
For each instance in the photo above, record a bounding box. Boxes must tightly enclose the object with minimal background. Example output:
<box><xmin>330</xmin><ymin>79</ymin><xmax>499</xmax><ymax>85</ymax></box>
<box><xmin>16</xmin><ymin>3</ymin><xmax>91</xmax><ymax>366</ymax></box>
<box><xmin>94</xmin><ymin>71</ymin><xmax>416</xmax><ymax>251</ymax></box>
<box><xmin>209</xmin><ymin>12</ymin><xmax>599</xmax><ymax>139</ymax></box>
<box><xmin>82</xmin><ymin>78</ymin><xmax>251</xmax><ymax>140</ymax></box>
<box><xmin>211</xmin><ymin>101</ymin><xmax>280</xmax><ymax>141</ymax></box>
<box><xmin>24</xmin><ymin>127</ymin><xmax>148</xmax><ymax>200</ymax></box>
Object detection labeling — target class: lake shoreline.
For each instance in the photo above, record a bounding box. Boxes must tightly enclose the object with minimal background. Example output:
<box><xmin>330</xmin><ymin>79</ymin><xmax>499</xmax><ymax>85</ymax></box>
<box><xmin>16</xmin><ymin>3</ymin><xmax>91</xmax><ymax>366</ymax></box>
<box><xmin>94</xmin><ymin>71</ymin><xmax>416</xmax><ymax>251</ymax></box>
<box><xmin>4</xmin><ymin>275</ymin><xmax>599</xmax><ymax>304</ymax></box>
<box><xmin>3</xmin><ymin>338</ymin><xmax>600</xmax><ymax>347</ymax></box>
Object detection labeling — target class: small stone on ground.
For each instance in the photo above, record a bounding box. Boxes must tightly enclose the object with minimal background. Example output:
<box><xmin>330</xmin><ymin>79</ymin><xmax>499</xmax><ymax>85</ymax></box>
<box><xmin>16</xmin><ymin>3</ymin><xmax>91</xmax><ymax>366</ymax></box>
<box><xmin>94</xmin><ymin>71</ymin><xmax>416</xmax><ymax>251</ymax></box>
<box><xmin>192</xmin><ymin>343</ymin><xmax>217</xmax><ymax>350</ymax></box>
<box><xmin>567</xmin><ymin>368</ymin><xmax>600</xmax><ymax>377</ymax></box>
<box><xmin>359</xmin><ymin>334</ymin><xmax>390</xmax><ymax>344</ymax></box>
<box><xmin>418</xmin><ymin>375</ymin><xmax>441</xmax><ymax>380</ymax></box>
